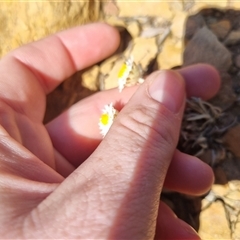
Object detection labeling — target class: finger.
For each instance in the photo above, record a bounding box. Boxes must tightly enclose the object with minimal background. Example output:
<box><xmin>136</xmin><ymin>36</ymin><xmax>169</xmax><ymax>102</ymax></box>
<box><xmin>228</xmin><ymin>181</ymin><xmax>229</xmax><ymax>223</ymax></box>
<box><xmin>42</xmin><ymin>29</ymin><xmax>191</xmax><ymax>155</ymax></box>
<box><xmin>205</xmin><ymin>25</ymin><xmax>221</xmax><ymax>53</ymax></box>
<box><xmin>9</xmin><ymin>23</ymin><xmax>120</xmax><ymax>94</ymax></box>
<box><xmin>0</xmin><ymin>23</ymin><xmax>119</xmax><ymax>121</ymax></box>
<box><xmin>154</xmin><ymin>201</ymin><xmax>200</xmax><ymax>240</ymax></box>
<box><xmin>35</xmin><ymin>70</ymin><xmax>186</xmax><ymax>238</ymax></box>
<box><xmin>179</xmin><ymin>63</ymin><xmax>220</xmax><ymax>100</ymax></box>
<box><xmin>163</xmin><ymin>150</ymin><xmax>214</xmax><ymax>195</ymax></box>
<box><xmin>46</xmin><ymin>64</ymin><xmax>221</xmax><ymax>167</ymax></box>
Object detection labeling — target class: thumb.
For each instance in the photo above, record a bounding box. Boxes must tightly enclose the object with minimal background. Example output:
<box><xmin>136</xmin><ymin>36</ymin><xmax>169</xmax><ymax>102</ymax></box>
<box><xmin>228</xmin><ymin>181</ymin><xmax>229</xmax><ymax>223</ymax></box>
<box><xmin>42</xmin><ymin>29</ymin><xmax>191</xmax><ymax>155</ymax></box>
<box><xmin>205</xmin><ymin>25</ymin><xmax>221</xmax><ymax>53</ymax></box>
<box><xmin>104</xmin><ymin>70</ymin><xmax>186</xmax><ymax>238</ymax></box>
<box><xmin>35</xmin><ymin>70</ymin><xmax>186</xmax><ymax>239</ymax></box>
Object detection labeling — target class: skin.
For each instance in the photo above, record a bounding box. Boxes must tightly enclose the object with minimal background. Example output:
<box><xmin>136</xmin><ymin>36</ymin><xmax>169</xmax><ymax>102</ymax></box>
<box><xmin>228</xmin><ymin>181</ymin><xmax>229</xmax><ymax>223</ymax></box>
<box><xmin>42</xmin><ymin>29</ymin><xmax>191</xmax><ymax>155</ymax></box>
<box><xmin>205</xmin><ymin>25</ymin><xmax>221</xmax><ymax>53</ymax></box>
<box><xmin>0</xmin><ymin>23</ymin><xmax>221</xmax><ymax>239</ymax></box>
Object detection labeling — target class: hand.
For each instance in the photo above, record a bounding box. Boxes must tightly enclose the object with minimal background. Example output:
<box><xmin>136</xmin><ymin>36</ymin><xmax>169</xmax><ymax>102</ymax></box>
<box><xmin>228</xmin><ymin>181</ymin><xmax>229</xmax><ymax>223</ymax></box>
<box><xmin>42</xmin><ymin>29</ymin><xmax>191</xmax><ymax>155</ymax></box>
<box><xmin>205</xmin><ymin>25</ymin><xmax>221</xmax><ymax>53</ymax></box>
<box><xmin>0</xmin><ymin>23</ymin><xmax>220</xmax><ymax>239</ymax></box>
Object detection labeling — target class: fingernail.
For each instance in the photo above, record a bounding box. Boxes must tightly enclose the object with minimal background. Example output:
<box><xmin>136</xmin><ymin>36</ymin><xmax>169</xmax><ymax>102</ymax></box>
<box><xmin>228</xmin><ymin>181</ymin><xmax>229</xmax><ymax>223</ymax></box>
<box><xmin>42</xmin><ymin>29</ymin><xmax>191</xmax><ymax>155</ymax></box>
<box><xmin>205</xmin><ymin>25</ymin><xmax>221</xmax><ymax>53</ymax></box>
<box><xmin>148</xmin><ymin>70</ymin><xmax>185</xmax><ymax>113</ymax></box>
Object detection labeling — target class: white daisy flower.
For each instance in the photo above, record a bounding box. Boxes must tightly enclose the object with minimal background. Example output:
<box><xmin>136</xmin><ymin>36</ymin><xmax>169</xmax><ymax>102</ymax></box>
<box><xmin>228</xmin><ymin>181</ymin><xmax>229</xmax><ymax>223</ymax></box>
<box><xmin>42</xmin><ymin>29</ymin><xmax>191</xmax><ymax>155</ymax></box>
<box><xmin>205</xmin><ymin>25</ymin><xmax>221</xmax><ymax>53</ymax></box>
<box><xmin>118</xmin><ymin>56</ymin><xmax>134</xmax><ymax>92</ymax></box>
<box><xmin>98</xmin><ymin>103</ymin><xmax>118</xmax><ymax>137</ymax></box>
<box><xmin>117</xmin><ymin>55</ymin><xmax>144</xmax><ymax>92</ymax></box>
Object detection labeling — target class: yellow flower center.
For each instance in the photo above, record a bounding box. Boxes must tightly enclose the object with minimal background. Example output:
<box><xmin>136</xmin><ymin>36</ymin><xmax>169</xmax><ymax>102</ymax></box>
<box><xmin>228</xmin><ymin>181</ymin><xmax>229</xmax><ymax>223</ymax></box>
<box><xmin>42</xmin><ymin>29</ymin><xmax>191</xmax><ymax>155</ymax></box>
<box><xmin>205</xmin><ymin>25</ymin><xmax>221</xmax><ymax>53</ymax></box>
<box><xmin>100</xmin><ymin>113</ymin><xmax>109</xmax><ymax>125</ymax></box>
<box><xmin>118</xmin><ymin>63</ymin><xmax>128</xmax><ymax>78</ymax></box>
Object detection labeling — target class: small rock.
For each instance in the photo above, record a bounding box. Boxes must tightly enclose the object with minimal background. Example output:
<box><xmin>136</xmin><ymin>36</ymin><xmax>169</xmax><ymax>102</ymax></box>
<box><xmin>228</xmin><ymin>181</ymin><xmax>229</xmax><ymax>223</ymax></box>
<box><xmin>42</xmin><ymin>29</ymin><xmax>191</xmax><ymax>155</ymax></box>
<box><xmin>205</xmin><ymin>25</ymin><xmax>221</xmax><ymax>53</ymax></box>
<box><xmin>224</xmin><ymin>30</ymin><xmax>240</xmax><ymax>45</ymax></box>
<box><xmin>183</xmin><ymin>26</ymin><xmax>232</xmax><ymax>72</ymax></box>
<box><xmin>209</xmin><ymin>20</ymin><xmax>231</xmax><ymax>40</ymax></box>
<box><xmin>127</xmin><ymin>21</ymin><xmax>140</xmax><ymax>38</ymax></box>
<box><xmin>131</xmin><ymin>37</ymin><xmax>158</xmax><ymax>71</ymax></box>
<box><xmin>158</xmin><ymin>36</ymin><xmax>183</xmax><ymax>69</ymax></box>
<box><xmin>212</xmin><ymin>184</ymin><xmax>230</xmax><ymax>196</ymax></box>
<box><xmin>82</xmin><ymin>65</ymin><xmax>100</xmax><ymax>91</ymax></box>
<box><xmin>104</xmin><ymin>16</ymin><xmax>126</xmax><ymax>28</ymax></box>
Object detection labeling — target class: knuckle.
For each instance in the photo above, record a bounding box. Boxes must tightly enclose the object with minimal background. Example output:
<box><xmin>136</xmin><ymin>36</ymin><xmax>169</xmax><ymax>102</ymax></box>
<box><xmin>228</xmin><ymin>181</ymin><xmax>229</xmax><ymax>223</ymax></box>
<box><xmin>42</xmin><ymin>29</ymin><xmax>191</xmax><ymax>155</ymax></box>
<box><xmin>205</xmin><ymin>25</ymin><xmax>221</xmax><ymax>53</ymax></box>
<box><xmin>116</xmin><ymin>103</ymin><xmax>178</xmax><ymax>151</ymax></box>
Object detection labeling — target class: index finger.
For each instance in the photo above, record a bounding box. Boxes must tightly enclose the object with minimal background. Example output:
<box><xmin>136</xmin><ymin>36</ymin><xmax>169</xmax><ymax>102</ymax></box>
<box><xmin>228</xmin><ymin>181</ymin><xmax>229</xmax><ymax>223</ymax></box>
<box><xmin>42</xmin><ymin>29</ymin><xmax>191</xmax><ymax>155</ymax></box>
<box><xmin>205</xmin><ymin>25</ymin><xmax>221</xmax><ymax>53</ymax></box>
<box><xmin>7</xmin><ymin>22</ymin><xmax>120</xmax><ymax>94</ymax></box>
<box><xmin>0</xmin><ymin>23</ymin><xmax>120</xmax><ymax>120</ymax></box>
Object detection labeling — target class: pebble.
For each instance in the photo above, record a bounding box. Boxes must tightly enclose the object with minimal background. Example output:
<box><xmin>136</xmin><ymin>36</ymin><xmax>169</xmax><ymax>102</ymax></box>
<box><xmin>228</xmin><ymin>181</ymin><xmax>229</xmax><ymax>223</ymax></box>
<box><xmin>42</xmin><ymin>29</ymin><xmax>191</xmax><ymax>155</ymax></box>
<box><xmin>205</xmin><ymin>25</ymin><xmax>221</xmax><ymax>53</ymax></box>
<box><xmin>157</xmin><ymin>36</ymin><xmax>183</xmax><ymax>69</ymax></box>
<box><xmin>224</xmin><ymin>30</ymin><xmax>240</xmax><ymax>45</ymax></box>
<box><xmin>127</xmin><ymin>21</ymin><xmax>141</xmax><ymax>38</ymax></box>
<box><xmin>183</xmin><ymin>26</ymin><xmax>232</xmax><ymax>71</ymax></box>
<box><xmin>209</xmin><ymin>19</ymin><xmax>231</xmax><ymax>40</ymax></box>
<box><xmin>131</xmin><ymin>37</ymin><xmax>158</xmax><ymax>71</ymax></box>
<box><xmin>82</xmin><ymin>65</ymin><xmax>100</xmax><ymax>91</ymax></box>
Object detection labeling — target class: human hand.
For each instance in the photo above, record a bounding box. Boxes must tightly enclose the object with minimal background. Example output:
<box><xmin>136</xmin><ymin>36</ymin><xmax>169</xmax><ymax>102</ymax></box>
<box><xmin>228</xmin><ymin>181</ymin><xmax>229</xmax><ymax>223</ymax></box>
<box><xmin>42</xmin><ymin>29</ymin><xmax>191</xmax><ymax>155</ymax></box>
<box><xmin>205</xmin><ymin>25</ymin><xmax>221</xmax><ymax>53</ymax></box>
<box><xmin>0</xmin><ymin>23</ymin><xmax>220</xmax><ymax>239</ymax></box>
